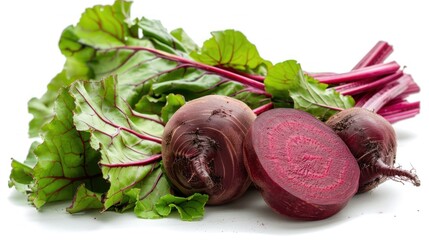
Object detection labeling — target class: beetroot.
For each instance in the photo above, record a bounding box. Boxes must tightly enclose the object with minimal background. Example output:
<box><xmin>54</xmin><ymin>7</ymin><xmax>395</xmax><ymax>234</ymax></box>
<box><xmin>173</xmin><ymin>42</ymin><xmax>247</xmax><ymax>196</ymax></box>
<box><xmin>243</xmin><ymin>108</ymin><xmax>360</xmax><ymax>220</ymax></box>
<box><xmin>162</xmin><ymin>95</ymin><xmax>256</xmax><ymax>205</ymax></box>
<box><xmin>325</xmin><ymin>107</ymin><xmax>420</xmax><ymax>193</ymax></box>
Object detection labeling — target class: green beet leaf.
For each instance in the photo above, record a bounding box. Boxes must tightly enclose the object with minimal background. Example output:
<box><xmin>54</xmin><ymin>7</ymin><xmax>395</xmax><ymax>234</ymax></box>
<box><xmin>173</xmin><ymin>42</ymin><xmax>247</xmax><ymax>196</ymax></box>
<box><xmin>68</xmin><ymin>75</ymin><xmax>209</xmax><ymax>219</ymax></box>
<box><xmin>171</xmin><ymin>28</ymin><xmax>200</xmax><ymax>53</ymax></box>
<box><xmin>9</xmin><ymin>160</ymin><xmax>34</xmax><ymax>190</ymax></box>
<box><xmin>67</xmin><ymin>184</ymin><xmax>104</xmax><ymax>214</ymax></box>
<box><xmin>70</xmin><ymin>75</ymin><xmax>165</xmax><ymax>211</ymax></box>
<box><xmin>265</xmin><ymin>60</ymin><xmax>355</xmax><ymax>120</ymax></box>
<box><xmin>73</xmin><ymin>0</ymin><xmax>132</xmax><ymax>48</ymax></box>
<box><xmin>134</xmin><ymin>95</ymin><xmax>168</xmax><ymax>116</ymax></box>
<box><xmin>28</xmin><ymin>0</ymin><xmax>131</xmax><ymax>137</ymax></box>
<box><xmin>9</xmin><ymin>142</ymin><xmax>39</xmax><ymax>193</ymax></box>
<box><xmin>155</xmin><ymin>193</ymin><xmax>209</xmax><ymax>221</ymax></box>
<box><xmin>161</xmin><ymin>94</ymin><xmax>186</xmax><ymax>123</ymax></box>
<box><xmin>190</xmin><ymin>29</ymin><xmax>271</xmax><ymax>75</ymax></box>
<box><xmin>29</xmin><ymin>88</ymin><xmax>107</xmax><ymax>208</ymax></box>
<box><xmin>28</xmin><ymin>0</ymin><xmax>190</xmax><ymax>137</ymax></box>
<box><xmin>137</xmin><ymin>17</ymin><xmax>188</xmax><ymax>55</ymax></box>
<box><xmin>88</xmin><ymin>44</ymin><xmax>269</xmax><ymax>112</ymax></box>
<box><xmin>133</xmin><ymin>167</ymin><xmax>171</xmax><ymax>219</ymax></box>
<box><xmin>89</xmin><ymin>45</ymin><xmax>178</xmax><ymax>107</ymax></box>
<box><xmin>28</xmin><ymin>70</ymin><xmax>81</xmax><ymax>138</ymax></box>
<box><xmin>148</xmin><ymin>66</ymin><xmax>269</xmax><ymax>110</ymax></box>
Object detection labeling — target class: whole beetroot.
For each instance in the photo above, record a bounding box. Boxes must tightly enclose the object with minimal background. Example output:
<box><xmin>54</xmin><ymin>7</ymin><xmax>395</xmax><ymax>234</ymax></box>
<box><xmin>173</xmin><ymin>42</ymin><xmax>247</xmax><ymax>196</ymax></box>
<box><xmin>162</xmin><ymin>95</ymin><xmax>256</xmax><ymax>205</ymax></box>
<box><xmin>326</xmin><ymin>107</ymin><xmax>420</xmax><ymax>193</ymax></box>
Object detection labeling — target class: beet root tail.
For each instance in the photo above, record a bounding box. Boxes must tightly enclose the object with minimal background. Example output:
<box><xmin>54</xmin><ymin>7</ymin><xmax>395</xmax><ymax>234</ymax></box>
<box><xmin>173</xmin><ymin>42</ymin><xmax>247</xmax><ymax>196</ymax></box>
<box><xmin>376</xmin><ymin>158</ymin><xmax>421</xmax><ymax>187</ymax></box>
<box><xmin>191</xmin><ymin>155</ymin><xmax>215</xmax><ymax>190</ymax></box>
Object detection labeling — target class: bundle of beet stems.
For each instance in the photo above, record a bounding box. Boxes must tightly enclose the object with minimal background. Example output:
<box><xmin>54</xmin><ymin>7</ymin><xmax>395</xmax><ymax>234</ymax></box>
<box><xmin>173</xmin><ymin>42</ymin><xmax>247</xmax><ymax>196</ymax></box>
<box><xmin>252</xmin><ymin>41</ymin><xmax>420</xmax><ymax>121</ymax></box>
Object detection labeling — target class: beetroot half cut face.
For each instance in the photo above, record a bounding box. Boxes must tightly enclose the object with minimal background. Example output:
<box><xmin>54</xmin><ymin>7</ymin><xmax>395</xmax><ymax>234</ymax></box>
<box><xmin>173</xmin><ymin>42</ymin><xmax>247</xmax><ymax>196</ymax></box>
<box><xmin>243</xmin><ymin>108</ymin><xmax>360</xmax><ymax>220</ymax></box>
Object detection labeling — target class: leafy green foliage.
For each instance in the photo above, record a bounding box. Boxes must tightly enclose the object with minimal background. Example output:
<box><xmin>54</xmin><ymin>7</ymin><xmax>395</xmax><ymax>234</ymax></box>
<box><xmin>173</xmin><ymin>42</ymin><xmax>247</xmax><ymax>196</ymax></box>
<box><xmin>28</xmin><ymin>1</ymin><xmax>272</xmax><ymax>139</ymax></box>
<box><xmin>9</xmin><ymin>160</ymin><xmax>34</xmax><ymax>188</ymax></box>
<box><xmin>155</xmin><ymin>193</ymin><xmax>209</xmax><ymax>221</ymax></box>
<box><xmin>265</xmin><ymin>60</ymin><xmax>355</xmax><ymax>120</ymax></box>
<box><xmin>8</xmin><ymin>141</ymin><xmax>39</xmax><ymax>193</ymax></box>
<box><xmin>28</xmin><ymin>0</ymin><xmax>192</xmax><ymax>137</ymax></box>
<box><xmin>73</xmin><ymin>0</ymin><xmax>132</xmax><ymax>48</ymax></box>
<box><xmin>70</xmin><ymin>76</ymin><xmax>164</xmax><ymax>210</ymax></box>
<box><xmin>68</xmin><ymin>76</ymin><xmax>206</xmax><ymax>217</ymax></box>
<box><xmin>132</xmin><ymin>167</ymin><xmax>171</xmax><ymax>219</ymax></box>
<box><xmin>191</xmin><ymin>29</ymin><xmax>272</xmax><ymax>74</ymax></box>
<box><xmin>30</xmin><ymin>88</ymin><xmax>107</xmax><ymax>208</ymax></box>
<box><xmin>171</xmin><ymin>28</ymin><xmax>200</xmax><ymax>53</ymax></box>
<box><xmin>161</xmin><ymin>94</ymin><xmax>186</xmax><ymax>123</ymax></box>
<box><xmin>137</xmin><ymin>17</ymin><xmax>188</xmax><ymax>54</ymax></box>
<box><xmin>28</xmin><ymin>70</ymin><xmax>79</xmax><ymax>138</ymax></box>
<box><xmin>8</xmin><ymin>0</ymin><xmax>209</xmax><ymax>221</ymax></box>
<box><xmin>67</xmin><ymin>184</ymin><xmax>104</xmax><ymax>214</ymax></box>
<box><xmin>28</xmin><ymin>0</ymin><xmax>132</xmax><ymax>137</ymax></box>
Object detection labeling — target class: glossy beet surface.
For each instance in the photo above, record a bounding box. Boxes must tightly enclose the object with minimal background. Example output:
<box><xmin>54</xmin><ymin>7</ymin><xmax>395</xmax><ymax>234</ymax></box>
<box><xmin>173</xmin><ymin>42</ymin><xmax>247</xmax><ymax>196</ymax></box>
<box><xmin>244</xmin><ymin>108</ymin><xmax>360</xmax><ymax>220</ymax></box>
<box><xmin>162</xmin><ymin>95</ymin><xmax>256</xmax><ymax>205</ymax></box>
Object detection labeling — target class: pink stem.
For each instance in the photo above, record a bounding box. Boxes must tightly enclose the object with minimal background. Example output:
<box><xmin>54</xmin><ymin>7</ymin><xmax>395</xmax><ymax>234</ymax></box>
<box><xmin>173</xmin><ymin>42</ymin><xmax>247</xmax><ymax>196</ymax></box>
<box><xmin>217</xmin><ymin>66</ymin><xmax>266</xmax><ymax>82</ymax></box>
<box><xmin>252</xmin><ymin>102</ymin><xmax>274</xmax><ymax>115</ymax></box>
<box><xmin>378</xmin><ymin>101</ymin><xmax>420</xmax><ymax>115</ymax></box>
<box><xmin>361</xmin><ymin>74</ymin><xmax>412</xmax><ymax>112</ymax></box>
<box><xmin>307</xmin><ymin>72</ymin><xmax>338</xmax><ymax>78</ymax></box>
<box><xmin>335</xmin><ymin>71</ymin><xmax>403</xmax><ymax>96</ymax></box>
<box><xmin>380</xmin><ymin>107</ymin><xmax>420</xmax><ymax>124</ymax></box>
<box><xmin>353</xmin><ymin>41</ymin><xmax>393</xmax><ymax>70</ymax></box>
<box><xmin>112</xmin><ymin>46</ymin><xmax>266</xmax><ymax>91</ymax></box>
<box><xmin>316</xmin><ymin>61</ymin><xmax>400</xmax><ymax>84</ymax></box>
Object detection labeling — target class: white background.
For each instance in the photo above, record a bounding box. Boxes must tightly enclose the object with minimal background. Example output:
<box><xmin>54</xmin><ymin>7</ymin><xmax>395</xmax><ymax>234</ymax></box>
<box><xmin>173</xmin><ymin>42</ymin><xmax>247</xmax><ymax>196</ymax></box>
<box><xmin>0</xmin><ymin>0</ymin><xmax>427</xmax><ymax>239</ymax></box>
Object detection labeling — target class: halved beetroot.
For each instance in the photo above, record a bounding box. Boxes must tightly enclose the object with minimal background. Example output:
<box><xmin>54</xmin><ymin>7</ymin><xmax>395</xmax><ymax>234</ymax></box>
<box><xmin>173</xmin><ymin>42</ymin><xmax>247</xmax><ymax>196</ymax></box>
<box><xmin>243</xmin><ymin>108</ymin><xmax>360</xmax><ymax>220</ymax></box>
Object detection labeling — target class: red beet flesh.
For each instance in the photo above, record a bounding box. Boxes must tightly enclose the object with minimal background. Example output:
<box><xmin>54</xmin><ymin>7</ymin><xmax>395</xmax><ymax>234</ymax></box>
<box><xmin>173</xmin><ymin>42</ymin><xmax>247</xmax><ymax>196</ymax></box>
<box><xmin>326</xmin><ymin>107</ymin><xmax>420</xmax><ymax>193</ymax></box>
<box><xmin>244</xmin><ymin>108</ymin><xmax>360</xmax><ymax>220</ymax></box>
<box><xmin>162</xmin><ymin>95</ymin><xmax>256</xmax><ymax>205</ymax></box>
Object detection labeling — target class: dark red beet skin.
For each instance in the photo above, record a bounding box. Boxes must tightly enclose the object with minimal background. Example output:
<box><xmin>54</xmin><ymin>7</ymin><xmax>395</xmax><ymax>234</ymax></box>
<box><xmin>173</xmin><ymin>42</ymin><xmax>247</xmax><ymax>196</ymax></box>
<box><xmin>162</xmin><ymin>95</ymin><xmax>256</xmax><ymax>205</ymax></box>
<box><xmin>243</xmin><ymin>108</ymin><xmax>360</xmax><ymax>220</ymax></box>
<box><xmin>326</xmin><ymin>107</ymin><xmax>420</xmax><ymax>193</ymax></box>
